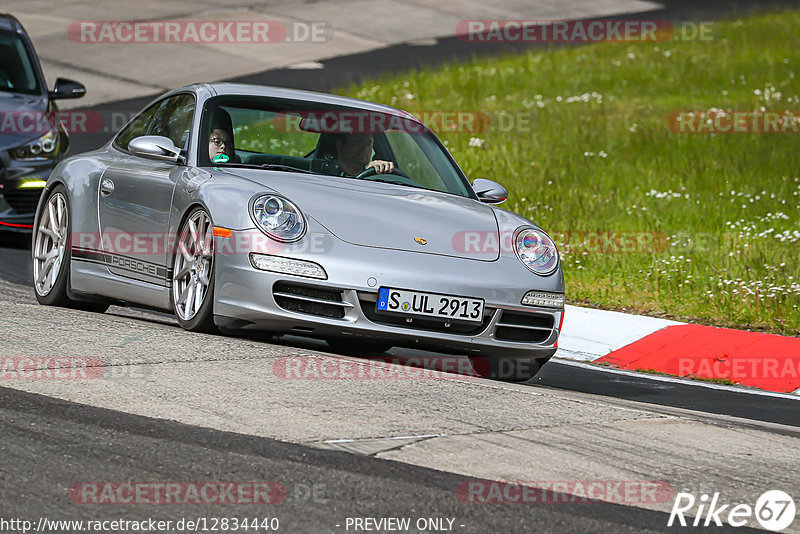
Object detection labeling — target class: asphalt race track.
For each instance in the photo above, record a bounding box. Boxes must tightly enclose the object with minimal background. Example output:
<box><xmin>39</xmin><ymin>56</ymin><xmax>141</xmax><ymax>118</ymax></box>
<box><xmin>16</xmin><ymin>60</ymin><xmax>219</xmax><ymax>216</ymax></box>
<box><xmin>3</xmin><ymin>386</ymin><xmax>761</xmax><ymax>534</ymax></box>
<box><xmin>2</xmin><ymin>1</ymin><xmax>800</xmax><ymax>532</ymax></box>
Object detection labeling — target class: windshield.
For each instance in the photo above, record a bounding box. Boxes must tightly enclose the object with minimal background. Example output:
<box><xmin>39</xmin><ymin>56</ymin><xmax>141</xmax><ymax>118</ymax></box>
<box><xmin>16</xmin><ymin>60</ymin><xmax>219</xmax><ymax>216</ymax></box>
<box><xmin>0</xmin><ymin>30</ymin><xmax>42</xmax><ymax>95</ymax></box>
<box><xmin>198</xmin><ymin>96</ymin><xmax>473</xmax><ymax>198</ymax></box>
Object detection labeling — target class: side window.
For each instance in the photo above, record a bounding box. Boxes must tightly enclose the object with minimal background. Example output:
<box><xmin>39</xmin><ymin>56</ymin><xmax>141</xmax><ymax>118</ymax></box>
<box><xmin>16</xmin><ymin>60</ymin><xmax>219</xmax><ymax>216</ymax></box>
<box><xmin>115</xmin><ymin>102</ymin><xmax>160</xmax><ymax>151</ymax></box>
<box><xmin>115</xmin><ymin>94</ymin><xmax>195</xmax><ymax>152</ymax></box>
<box><xmin>148</xmin><ymin>94</ymin><xmax>195</xmax><ymax>149</ymax></box>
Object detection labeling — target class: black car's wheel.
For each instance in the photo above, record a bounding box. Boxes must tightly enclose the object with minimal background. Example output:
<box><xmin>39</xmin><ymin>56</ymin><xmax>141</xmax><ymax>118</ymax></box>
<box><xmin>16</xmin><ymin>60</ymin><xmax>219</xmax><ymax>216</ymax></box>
<box><xmin>33</xmin><ymin>185</ymin><xmax>109</xmax><ymax>313</ymax></box>
<box><xmin>326</xmin><ymin>337</ymin><xmax>393</xmax><ymax>355</ymax></box>
<box><xmin>469</xmin><ymin>355</ymin><xmax>545</xmax><ymax>382</ymax></box>
<box><xmin>171</xmin><ymin>207</ymin><xmax>217</xmax><ymax>333</ymax></box>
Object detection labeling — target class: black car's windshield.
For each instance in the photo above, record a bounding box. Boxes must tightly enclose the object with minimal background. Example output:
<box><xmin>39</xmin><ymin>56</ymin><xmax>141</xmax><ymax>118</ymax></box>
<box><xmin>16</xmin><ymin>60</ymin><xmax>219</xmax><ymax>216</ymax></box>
<box><xmin>0</xmin><ymin>30</ymin><xmax>42</xmax><ymax>95</ymax></box>
<box><xmin>199</xmin><ymin>97</ymin><xmax>473</xmax><ymax>198</ymax></box>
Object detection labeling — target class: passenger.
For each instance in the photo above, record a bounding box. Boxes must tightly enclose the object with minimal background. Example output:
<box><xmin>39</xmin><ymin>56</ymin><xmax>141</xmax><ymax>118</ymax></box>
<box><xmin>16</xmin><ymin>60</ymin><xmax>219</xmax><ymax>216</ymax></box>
<box><xmin>334</xmin><ymin>133</ymin><xmax>394</xmax><ymax>176</ymax></box>
<box><xmin>208</xmin><ymin>108</ymin><xmax>239</xmax><ymax>163</ymax></box>
<box><xmin>208</xmin><ymin>125</ymin><xmax>234</xmax><ymax>162</ymax></box>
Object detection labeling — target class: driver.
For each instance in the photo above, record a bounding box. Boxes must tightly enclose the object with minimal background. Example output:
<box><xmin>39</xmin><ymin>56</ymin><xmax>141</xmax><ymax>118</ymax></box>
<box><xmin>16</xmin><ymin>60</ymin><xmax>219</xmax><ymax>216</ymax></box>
<box><xmin>335</xmin><ymin>133</ymin><xmax>394</xmax><ymax>176</ymax></box>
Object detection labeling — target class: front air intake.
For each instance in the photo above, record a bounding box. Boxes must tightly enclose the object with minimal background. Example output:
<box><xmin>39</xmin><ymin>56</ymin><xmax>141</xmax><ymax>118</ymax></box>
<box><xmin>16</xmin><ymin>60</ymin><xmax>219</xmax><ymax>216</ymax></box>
<box><xmin>272</xmin><ymin>281</ymin><xmax>349</xmax><ymax>319</ymax></box>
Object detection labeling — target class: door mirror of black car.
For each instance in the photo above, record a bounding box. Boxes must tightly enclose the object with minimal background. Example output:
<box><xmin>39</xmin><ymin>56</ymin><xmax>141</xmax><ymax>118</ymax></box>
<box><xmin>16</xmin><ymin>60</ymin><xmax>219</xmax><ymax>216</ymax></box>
<box><xmin>129</xmin><ymin>136</ymin><xmax>182</xmax><ymax>164</ymax></box>
<box><xmin>49</xmin><ymin>78</ymin><xmax>86</xmax><ymax>100</ymax></box>
<box><xmin>472</xmin><ymin>178</ymin><xmax>508</xmax><ymax>204</ymax></box>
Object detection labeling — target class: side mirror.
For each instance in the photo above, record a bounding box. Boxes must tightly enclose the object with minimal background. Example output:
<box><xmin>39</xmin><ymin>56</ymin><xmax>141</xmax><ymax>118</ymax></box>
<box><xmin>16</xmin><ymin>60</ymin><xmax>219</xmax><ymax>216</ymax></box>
<box><xmin>49</xmin><ymin>78</ymin><xmax>86</xmax><ymax>100</ymax></box>
<box><xmin>472</xmin><ymin>178</ymin><xmax>508</xmax><ymax>204</ymax></box>
<box><xmin>129</xmin><ymin>136</ymin><xmax>182</xmax><ymax>164</ymax></box>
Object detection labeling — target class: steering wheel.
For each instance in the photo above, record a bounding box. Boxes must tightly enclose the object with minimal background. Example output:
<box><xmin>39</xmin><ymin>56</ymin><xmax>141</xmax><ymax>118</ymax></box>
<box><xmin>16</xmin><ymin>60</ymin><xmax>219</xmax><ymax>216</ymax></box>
<box><xmin>355</xmin><ymin>166</ymin><xmax>421</xmax><ymax>187</ymax></box>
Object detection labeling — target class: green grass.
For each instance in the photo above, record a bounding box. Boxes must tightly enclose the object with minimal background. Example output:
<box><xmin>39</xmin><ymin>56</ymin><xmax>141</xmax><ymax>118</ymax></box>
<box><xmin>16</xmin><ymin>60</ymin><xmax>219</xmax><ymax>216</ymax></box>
<box><xmin>336</xmin><ymin>10</ymin><xmax>800</xmax><ymax>335</ymax></box>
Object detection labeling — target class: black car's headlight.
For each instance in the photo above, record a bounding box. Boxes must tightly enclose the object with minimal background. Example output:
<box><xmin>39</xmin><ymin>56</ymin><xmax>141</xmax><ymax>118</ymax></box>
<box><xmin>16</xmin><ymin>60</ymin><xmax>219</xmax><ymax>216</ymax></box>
<box><xmin>12</xmin><ymin>129</ymin><xmax>59</xmax><ymax>161</ymax></box>
<box><xmin>514</xmin><ymin>227</ymin><xmax>559</xmax><ymax>275</ymax></box>
<box><xmin>251</xmin><ymin>194</ymin><xmax>306</xmax><ymax>242</ymax></box>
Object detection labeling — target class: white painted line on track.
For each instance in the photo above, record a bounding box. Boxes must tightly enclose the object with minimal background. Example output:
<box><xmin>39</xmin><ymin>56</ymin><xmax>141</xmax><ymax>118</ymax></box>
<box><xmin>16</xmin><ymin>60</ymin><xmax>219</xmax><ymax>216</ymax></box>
<box><xmin>323</xmin><ymin>434</ymin><xmax>443</xmax><ymax>444</ymax></box>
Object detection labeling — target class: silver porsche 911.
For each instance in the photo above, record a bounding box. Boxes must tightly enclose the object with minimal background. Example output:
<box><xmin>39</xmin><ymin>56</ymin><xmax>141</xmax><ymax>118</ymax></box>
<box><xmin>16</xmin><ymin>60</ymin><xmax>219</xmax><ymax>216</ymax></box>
<box><xmin>32</xmin><ymin>83</ymin><xmax>564</xmax><ymax>380</ymax></box>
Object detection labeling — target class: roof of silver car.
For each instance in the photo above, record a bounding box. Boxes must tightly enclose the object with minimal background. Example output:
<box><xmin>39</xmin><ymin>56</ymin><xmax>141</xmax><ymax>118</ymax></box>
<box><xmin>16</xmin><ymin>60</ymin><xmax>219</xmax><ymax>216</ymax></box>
<box><xmin>181</xmin><ymin>82</ymin><xmax>417</xmax><ymax>120</ymax></box>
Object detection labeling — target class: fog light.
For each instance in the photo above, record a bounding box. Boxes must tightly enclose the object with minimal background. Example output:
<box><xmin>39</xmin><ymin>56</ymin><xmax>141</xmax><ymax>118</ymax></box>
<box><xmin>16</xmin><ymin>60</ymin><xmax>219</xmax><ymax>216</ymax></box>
<box><xmin>19</xmin><ymin>179</ymin><xmax>47</xmax><ymax>189</ymax></box>
<box><xmin>521</xmin><ymin>291</ymin><xmax>564</xmax><ymax>308</ymax></box>
<box><xmin>249</xmin><ymin>253</ymin><xmax>327</xmax><ymax>279</ymax></box>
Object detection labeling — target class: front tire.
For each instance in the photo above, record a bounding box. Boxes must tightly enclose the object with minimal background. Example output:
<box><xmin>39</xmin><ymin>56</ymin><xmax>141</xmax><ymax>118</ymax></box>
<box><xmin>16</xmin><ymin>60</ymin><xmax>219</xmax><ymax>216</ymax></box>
<box><xmin>171</xmin><ymin>207</ymin><xmax>216</xmax><ymax>333</ymax></box>
<box><xmin>33</xmin><ymin>185</ymin><xmax>109</xmax><ymax>313</ymax></box>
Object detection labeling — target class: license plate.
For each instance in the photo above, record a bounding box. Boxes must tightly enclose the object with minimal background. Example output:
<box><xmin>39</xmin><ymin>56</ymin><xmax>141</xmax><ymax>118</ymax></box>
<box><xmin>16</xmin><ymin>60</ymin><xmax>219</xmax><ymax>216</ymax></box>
<box><xmin>376</xmin><ymin>287</ymin><xmax>484</xmax><ymax>323</ymax></box>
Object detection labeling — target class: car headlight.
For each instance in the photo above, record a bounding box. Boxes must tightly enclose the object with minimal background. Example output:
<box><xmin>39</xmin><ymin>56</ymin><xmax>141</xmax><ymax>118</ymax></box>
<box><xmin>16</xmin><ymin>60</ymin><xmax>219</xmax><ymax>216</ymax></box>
<box><xmin>251</xmin><ymin>194</ymin><xmax>306</xmax><ymax>242</ymax></box>
<box><xmin>12</xmin><ymin>129</ymin><xmax>59</xmax><ymax>161</ymax></box>
<box><xmin>514</xmin><ymin>227</ymin><xmax>559</xmax><ymax>275</ymax></box>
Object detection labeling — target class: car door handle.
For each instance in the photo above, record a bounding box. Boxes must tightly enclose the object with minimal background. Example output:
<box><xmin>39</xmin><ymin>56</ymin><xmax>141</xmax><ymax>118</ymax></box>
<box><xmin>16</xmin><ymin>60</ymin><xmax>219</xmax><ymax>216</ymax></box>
<box><xmin>100</xmin><ymin>178</ymin><xmax>115</xmax><ymax>197</ymax></box>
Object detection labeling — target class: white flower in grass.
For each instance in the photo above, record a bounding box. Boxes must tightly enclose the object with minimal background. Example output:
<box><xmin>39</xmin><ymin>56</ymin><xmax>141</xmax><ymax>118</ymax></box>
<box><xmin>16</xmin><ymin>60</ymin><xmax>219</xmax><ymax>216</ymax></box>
<box><xmin>468</xmin><ymin>137</ymin><xmax>484</xmax><ymax>148</ymax></box>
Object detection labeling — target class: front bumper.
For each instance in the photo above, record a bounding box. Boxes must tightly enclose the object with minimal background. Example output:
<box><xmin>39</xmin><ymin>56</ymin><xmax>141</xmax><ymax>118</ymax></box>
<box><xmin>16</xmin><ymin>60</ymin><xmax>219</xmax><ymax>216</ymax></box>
<box><xmin>213</xmin><ymin>229</ymin><xmax>563</xmax><ymax>359</ymax></box>
<box><xmin>0</xmin><ymin>156</ymin><xmax>56</xmax><ymax>231</ymax></box>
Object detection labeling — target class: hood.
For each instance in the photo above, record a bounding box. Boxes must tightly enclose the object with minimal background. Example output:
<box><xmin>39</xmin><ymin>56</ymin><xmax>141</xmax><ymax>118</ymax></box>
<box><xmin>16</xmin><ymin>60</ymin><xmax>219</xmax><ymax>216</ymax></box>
<box><xmin>0</xmin><ymin>93</ymin><xmax>50</xmax><ymax>151</ymax></box>
<box><xmin>224</xmin><ymin>169</ymin><xmax>500</xmax><ymax>261</ymax></box>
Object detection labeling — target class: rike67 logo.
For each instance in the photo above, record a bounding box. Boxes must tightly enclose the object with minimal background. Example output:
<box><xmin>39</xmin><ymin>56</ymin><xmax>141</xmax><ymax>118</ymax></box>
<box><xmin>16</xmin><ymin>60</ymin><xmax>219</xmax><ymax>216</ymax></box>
<box><xmin>668</xmin><ymin>490</ymin><xmax>796</xmax><ymax>531</ymax></box>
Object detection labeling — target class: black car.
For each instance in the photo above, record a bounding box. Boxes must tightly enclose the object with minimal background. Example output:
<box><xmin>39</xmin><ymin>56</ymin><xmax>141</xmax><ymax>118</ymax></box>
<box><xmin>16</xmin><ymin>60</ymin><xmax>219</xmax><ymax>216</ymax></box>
<box><xmin>0</xmin><ymin>13</ymin><xmax>85</xmax><ymax>232</ymax></box>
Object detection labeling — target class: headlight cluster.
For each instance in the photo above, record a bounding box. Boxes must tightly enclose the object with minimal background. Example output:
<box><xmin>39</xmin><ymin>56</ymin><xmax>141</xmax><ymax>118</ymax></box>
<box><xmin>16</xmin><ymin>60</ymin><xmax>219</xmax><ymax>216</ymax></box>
<box><xmin>251</xmin><ymin>194</ymin><xmax>306</xmax><ymax>242</ymax></box>
<box><xmin>12</xmin><ymin>130</ymin><xmax>59</xmax><ymax>160</ymax></box>
<box><xmin>514</xmin><ymin>227</ymin><xmax>559</xmax><ymax>275</ymax></box>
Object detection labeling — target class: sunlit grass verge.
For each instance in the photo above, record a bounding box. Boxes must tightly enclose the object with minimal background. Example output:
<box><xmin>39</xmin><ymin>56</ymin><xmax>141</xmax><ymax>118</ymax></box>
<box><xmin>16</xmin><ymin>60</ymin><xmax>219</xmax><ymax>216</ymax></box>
<box><xmin>339</xmin><ymin>10</ymin><xmax>800</xmax><ymax>335</ymax></box>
